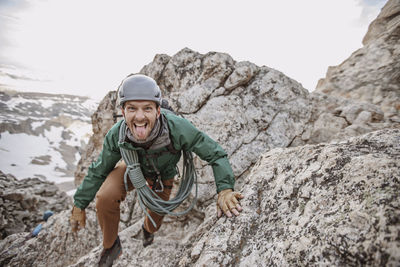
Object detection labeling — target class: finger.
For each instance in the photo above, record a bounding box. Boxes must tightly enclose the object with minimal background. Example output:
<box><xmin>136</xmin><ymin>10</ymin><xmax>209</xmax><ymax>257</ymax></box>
<box><xmin>222</xmin><ymin>202</ymin><xmax>229</xmax><ymax>214</ymax></box>
<box><xmin>225</xmin><ymin>210</ymin><xmax>232</xmax><ymax>218</ymax></box>
<box><xmin>231</xmin><ymin>208</ymin><xmax>240</xmax><ymax>216</ymax></box>
<box><xmin>236</xmin><ymin>204</ymin><xmax>242</xmax><ymax>212</ymax></box>
<box><xmin>218</xmin><ymin>199</ymin><xmax>224</xmax><ymax>210</ymax></box>
<box><xmin>71</xmin><ymin>221</ymin><xmax>78</xmax><ymax>233</ymax></box>
<box><xmin>217</xmin><ymin>205</ymin><xmax>222</xmax><ymax>218</ymax></box>
<box><xmin>230</xmin><ymin>196</ymin><xmax>239</xmax><ymax>206</ymax></box>
<box><xmin>227</xmin><ymin>201</ymin><xmax>236</xmax><ymax>211</ymax></box>
<box><xmin>233</xmin><ymin>192</ymin><xmax>244</xmax><ymax>199</ymax></box>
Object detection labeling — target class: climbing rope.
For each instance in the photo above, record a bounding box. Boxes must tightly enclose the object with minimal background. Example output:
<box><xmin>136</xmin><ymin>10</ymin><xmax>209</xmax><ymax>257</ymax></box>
<box><xmin>119</xmin><ymin>122</ymin><xmax>198</xmax><ymax>228</ymax></box>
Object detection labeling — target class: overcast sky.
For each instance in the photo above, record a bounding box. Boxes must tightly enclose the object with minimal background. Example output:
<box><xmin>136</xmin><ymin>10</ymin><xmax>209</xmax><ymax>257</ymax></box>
<box><xmin>0</xmin><ymin>0</ymin><xmax>387</xmax><ymax>100</ymax></box>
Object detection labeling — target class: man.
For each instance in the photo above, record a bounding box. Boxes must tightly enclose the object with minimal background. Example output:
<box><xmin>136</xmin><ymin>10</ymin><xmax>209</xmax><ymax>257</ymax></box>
<box><xmin>70</xmin><ymin>74</ymin><xmax>244</xmax><ymax>266</ymax></box>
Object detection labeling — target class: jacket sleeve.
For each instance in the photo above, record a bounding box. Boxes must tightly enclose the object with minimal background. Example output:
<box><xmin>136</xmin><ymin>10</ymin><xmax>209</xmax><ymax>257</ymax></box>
<box><xmin>73</xmin><ymin>123</ymin><xmax>122</xmax><ymax>209</ymax></box>
<box><xmin>168</xmin><ymin>114</ymin><xmax>235</xmax><ymax>193</ymax></box>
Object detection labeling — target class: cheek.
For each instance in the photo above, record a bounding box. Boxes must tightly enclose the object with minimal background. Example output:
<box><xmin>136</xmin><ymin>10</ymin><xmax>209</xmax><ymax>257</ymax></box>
<box><xmin>151</xmin><ymin>114</ymin><xmax>159</xmax><ymax>124</ymax></box>
<box><xmin>124</xmin><ymin>113</ymin><xmax>134</xmax><ymax>122</ymax></box>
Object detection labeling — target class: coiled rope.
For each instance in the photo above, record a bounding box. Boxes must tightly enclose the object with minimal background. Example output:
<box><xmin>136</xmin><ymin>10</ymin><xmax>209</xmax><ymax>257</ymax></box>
<box><xmin>119</xmin><ymin>122</ymin><xmax>198</xmax><ymax>228</ymax></box>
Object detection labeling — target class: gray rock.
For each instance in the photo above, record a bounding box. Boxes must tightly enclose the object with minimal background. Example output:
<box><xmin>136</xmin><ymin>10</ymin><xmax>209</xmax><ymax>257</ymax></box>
<box><xmin>3</xmin><ymin>2</ymin><xmax>399</xmax><ymax>266</ymax></box>
<box><xmin>0</xmin><ymin>206</ymin><xmax>101</xmax><ymax>267</ymax></box>
<box><xmin>177</xmin><ymin>129</ymin><xmax>400</xmax><ymax>266</ymax></box>
<box><xmin>0</xmin><ymin>171</ymin><xmax>71</xmax><ymax>239</ymax></box>
<box><xmin>316</xmin><ymin>0</ymin><xmax>400</xmax><ymax>120</ymax></box>
<box><xmin>335</xmin><ymin>102</ymin><xmax>384</xmax><ymax>124</ymax></box>
<box><xmin>66</xmin><ymin>46</ymin><xmax>397</xmax><ymax>267</ymax></box>
<box><xmin>309</xmin><ymin>112</ymin><xmax>348</xmax><ymax>144</ymax></box>
<box><xmin>224</xmin><ymin>61</ymin><xmax>258</xmax><ymax>91</ymax></box>
<box><xmin>67</xmin><ymin>129</ymin><xmax>400</xmax><ymax>266</ymax></box>
<box><xmin>362</xmin><ymin>0</ymin><xmax>400</xmax><ymax>45</ymax></box>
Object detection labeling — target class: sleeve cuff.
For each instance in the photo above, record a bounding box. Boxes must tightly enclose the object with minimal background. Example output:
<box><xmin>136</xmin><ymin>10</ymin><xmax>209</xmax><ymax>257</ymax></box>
<box><xmin>216</xmin><ymin>184</ymin><xmax>234</xmax><ymax>194</ymax></box>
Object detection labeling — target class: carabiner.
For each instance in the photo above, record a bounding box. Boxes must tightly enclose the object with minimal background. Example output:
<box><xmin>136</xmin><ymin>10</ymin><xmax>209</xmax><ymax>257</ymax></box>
<box><xmin>154</xmin><ymin>177</ymin><xmax>164</xmax><ymax>192</ymax></box>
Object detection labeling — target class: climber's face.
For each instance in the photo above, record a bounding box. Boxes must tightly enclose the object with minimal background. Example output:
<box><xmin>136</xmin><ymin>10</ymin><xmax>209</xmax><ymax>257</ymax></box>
<box><xmin>122</xmin><ymin>100</ymin><xmax>160</xmax><ymax>141</ymax></box>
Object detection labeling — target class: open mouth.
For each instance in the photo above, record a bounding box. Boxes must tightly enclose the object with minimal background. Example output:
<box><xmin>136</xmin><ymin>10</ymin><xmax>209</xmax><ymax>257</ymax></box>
<box><xmin>134</xmin><ymin>123</ymin><xmax>148</xmax><ymax>139</ymax></box>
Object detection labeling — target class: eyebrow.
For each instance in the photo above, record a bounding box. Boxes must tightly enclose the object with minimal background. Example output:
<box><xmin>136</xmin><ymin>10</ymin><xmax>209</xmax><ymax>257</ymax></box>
<box><xmin>126</xmin><ymin>103</ymin><xmax>154</xmax><ymax>108</ymax></box>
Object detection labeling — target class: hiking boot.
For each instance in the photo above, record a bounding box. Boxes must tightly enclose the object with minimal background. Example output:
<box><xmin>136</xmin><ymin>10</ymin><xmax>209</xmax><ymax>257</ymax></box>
<box><xmin>142</xmin><ymin>225</ymin><xmax>154</xmax><ymax>247</ymax></box>
<box><xmin>98</xmin><ymin>236</ymin><xmax>122</xmax><ymax>267</ymax></box>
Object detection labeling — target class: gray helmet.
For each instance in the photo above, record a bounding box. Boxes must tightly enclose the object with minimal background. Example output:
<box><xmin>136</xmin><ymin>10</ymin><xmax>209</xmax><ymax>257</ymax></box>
<box><xmin>119</xmin><ymin>74</ymin><xmax>161</xmax><ymax>107</ymax></box>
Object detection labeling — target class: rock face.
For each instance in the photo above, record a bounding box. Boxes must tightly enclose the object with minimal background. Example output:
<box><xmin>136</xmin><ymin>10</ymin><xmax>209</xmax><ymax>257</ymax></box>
<box><xmin>71</xmin><ymin>129</ymin><xmax>400</xmax><ymax>266</ymax></box>
<box><xmin>2</xmin><ymin>2</ymin><xmax>400</xmax><ymax>266</ymax></box>
<box><xmin>74</xmin><ymin>91</ymin><xmax>117</xmax><ymax>186</ymax></box>
<box><xmin>0</xmin><ymin>171</ymin><xmax>71</xmax><ymax>239</ymax></box>
<box><xmin>2</xmin><ymin>129</ymin><xmax>399</xmax><ymax>266</ymax></box>
<box><xmin>0</xmin><ymin>204</ymin><xmax>101</xmax><ymax>267</ymax></box>
<box><xmin>75</xmin><ymin>48</ymin><xmax>396</xmax><ymax>186</ymax></box>
<box><xmin>362</xmin><ymin>0</ymin><xmax>400</xmax><ymax>45</ymax></box>
<box><xmin>178</xmin><ymin>129</ymin><xmax>400</xmax><ymax>266</ymax></box>
<box><xmin>316</xmin><ymin>0</ymin><xmax>400</xmax><ymax>123</ymax></box>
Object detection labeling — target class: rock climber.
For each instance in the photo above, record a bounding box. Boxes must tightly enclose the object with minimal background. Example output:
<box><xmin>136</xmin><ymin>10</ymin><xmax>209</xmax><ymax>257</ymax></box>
<box><xmin>70</xmin><ymin>74</ymin><xmax>244</xmax><ymax>266</ymax></box>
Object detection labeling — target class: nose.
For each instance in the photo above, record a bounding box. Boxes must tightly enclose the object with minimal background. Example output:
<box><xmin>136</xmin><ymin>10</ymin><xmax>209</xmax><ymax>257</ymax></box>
<box><xmin>135</xmin><ymin>108</ymin><xmax>145</xmax><ymax>120</ymax></box>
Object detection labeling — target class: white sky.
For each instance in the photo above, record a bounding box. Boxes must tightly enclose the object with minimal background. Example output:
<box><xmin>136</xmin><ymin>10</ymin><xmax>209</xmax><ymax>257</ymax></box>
<box><xmin>0</xmin><ymin>0</ymin><xmax>387</xmax><ymax>100</ymax></box>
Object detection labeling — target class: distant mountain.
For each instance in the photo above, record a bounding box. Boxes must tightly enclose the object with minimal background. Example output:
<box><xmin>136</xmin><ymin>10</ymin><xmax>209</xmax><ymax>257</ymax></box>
<box><xmin>0</xmin><ymin>89</ymin><xmax>97</xmax><ymax>192</ymax></box>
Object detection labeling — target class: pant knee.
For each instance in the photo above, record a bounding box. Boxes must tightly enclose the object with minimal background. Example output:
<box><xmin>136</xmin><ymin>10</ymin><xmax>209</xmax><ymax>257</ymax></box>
<box><xmin>96</xmin><ymin>190</ymin><xmax>122</xmax><ymax>212</ymax></box>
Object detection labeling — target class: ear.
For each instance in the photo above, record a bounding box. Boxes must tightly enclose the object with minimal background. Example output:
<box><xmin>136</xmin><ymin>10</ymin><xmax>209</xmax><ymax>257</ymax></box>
<box><xmin>156</xmin><ymin>106</ymin><xmax>161</xmax><ymax>119</ymax></box>
<box><xmin>121</xmin><ymin>107</ymin><xmax>126</xmax><ymax>118</ymax></box>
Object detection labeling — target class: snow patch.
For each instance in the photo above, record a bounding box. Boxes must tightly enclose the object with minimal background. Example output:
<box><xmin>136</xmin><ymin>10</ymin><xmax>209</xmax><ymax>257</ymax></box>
<box><xmin>74</xmin><ymin>151</ymin><xmax>81</xmax><ymax>165</ymax></box>
<box><xmin>81</xmin><ymin>98</ymin><xmax>99</xmax><ymax>111</ymax></box>
<box><xmin>66</xmin><ymin>121</ymin><xmax>92</xmax><ymax>146</ymax></box>
<box><xmin>38</xmin><ymin>99</ymin><xmax>54</xmax><ymax>109</ymax></box>
<box><xmin>0</xmin><ymin>131</ymin><xmax>67</xmax><ymax>183</ymax></box>
<box><xmin>31</xmin><ymin>120</ymin><xmax>46</xmax><ymax>130</ymax></box>
<box><xmin>44</xmin><ymin>126</ymin><xmax>64</xmax><ymax>145</ymax></box>
<box><xmin>5</xmin><ymin>95</ymin><xmax>26</xmax><ymax>109</ymax></box>
<box><xmin>67</xmin><ymin>188</ymin><xmax>77</xmax><ymax>196</ymax></box>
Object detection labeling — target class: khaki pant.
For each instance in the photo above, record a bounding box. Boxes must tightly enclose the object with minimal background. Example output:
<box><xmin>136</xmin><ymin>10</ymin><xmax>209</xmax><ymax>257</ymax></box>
<box><xmin>96</xmin><ymin>162</ymin><xmax>173</xmax><ymax>248</ymax></box>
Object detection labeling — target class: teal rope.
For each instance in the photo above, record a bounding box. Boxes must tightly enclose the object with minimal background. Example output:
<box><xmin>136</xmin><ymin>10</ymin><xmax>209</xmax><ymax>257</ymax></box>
<box><xmin>119</xmin><ymin>122</ymin><xmax>198</xmax><ymax>228</ymax></box>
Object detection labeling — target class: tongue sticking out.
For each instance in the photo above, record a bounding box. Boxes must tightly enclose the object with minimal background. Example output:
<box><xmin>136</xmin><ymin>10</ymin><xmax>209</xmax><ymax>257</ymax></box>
<box><xmin>135</xmin><ymin>125</ymin><xmax>147</xmax><ymax>140</ymax></box>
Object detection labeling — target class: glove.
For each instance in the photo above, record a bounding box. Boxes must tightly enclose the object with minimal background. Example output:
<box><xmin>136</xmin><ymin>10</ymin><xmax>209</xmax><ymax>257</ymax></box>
<box><xmin>70</xmin><ymin>206</ymin><xmax>86</xmax><ymax>233</ymax></box>
<box><xmin>217</xmin><ymin>189</ymin><xmax>244</xmax><ymax>218</ymax></box>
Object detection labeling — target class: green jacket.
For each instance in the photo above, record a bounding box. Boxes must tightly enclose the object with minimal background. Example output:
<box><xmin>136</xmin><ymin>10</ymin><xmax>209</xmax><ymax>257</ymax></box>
<box><xmin>74</xmin><ymin>110</ymin><xmax>235</xmax><ymax>209</ymax></box>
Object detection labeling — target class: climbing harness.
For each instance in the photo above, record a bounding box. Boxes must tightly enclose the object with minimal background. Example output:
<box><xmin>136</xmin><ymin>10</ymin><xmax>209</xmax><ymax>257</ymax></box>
<box><xmin>119</xmin><ymin>115</ymin><xmax>198</xmax><ymax>228</ymax></box>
